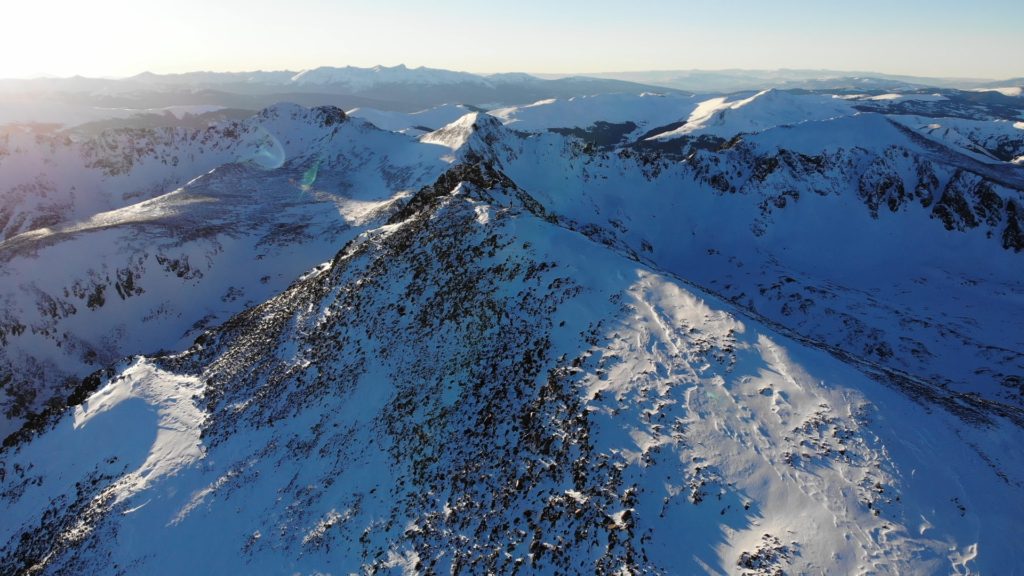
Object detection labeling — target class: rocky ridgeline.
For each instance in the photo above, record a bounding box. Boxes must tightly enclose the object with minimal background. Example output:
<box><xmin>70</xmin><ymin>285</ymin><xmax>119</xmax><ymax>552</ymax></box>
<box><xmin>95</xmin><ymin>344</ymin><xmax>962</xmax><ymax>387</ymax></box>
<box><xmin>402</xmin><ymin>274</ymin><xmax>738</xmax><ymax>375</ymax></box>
<box><xmin>680</xmin><ymin>138</ymin><xmax>1024</xmax><ymax>250</ymax></box>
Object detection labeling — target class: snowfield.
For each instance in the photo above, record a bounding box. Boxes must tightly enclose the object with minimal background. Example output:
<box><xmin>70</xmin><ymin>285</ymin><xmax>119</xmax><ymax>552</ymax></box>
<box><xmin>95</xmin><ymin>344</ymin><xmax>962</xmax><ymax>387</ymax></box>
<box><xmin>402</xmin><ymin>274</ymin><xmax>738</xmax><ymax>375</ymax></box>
<box><xmin>1</xmin><ymin>85</ymin><xmax>1023</xmax><ymax>574</ymax></box>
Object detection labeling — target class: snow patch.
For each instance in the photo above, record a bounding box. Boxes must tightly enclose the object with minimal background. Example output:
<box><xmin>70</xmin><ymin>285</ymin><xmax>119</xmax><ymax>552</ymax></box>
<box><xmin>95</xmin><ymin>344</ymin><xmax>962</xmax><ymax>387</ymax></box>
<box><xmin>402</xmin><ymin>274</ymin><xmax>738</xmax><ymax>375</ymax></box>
<box><xmin>303</xmin><ymin>509</ymin><xmax>348</xmax><ymax>545</ymax></box>
<box><xmin>382</xmin><ymin>549</ymin><xmax>422</xmax><ymax>574</ymax></box>
<box><xmin>971</xmin><ymin>86</ymin><xmax>1023</xmax><ymax>97</ymax></box>
<box><xmin>646</xmin><ymin>89</ymin><xmax>855</xmax><ymax>139</ymax></box>
<box><xmin>73</xmin><ymin>358</ymin><xmax>206</xmax><ymax>503</ymax></box>
<box><xmin>867</xmin><ymin>93</ymin><xmax>948</xmax><ymax>102</ymax></box>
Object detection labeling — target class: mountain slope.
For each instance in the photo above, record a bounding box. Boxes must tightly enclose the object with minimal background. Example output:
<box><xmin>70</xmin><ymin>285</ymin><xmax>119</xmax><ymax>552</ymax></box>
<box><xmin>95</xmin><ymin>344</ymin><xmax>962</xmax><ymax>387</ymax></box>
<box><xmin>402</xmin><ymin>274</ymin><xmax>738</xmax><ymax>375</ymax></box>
<box><xmin>0</xmin><ymin>105</ymin><xmax>452</xmax><ymax>436</ymax></box>
<box><xmin>4</xmin><ymin>90</ymin><xmax>1022</xmax><ymax>435</ymax></box>
<box><xmin>1</xmin><ymin>89</ymin><xmax>1023</xmax><ymax>574</ymax></box>
<box><xmin>470</xmin><ymin>102</ymin><xmax>1024</xmax><ymax>420</ymax></box>
<box><xmin>0</xmin><ymin>104</ymin><xmax>348</xmax><ymax>241</ymax></box>
<box><xmin>2</xmin><ymin>163</ymin><xmax>1021</xmax><ymax>574</ymax></box>
<box><xmin>3</xmin><ymin>91</ymin><xmax>1023</xmax><ymax>443</ymax></box>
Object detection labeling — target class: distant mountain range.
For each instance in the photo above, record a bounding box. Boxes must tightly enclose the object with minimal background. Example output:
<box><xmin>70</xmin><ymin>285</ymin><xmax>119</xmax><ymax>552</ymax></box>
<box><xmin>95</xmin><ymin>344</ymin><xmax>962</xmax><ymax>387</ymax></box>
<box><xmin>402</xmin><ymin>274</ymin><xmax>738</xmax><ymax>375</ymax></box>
<box><xmin>1</xmin><ymin>65</ymin><xmax>1020</xmax><ymax>128</ymax></box>
<box><xmin>0</xmin><ymin>65</ymin><xmax>681</xmax><ymax>126</ymax></box>
<box><xmin>559</xmin><ymin>68</ymin><xmax>1024</xmax><ymax>93</ymax></box>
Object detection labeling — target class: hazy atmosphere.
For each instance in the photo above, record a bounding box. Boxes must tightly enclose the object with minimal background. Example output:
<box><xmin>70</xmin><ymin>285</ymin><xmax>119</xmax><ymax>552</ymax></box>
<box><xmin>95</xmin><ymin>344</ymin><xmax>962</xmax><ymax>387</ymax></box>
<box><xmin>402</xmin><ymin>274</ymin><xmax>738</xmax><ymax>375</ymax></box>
<box><xmin>4</xmin><ymin>0</ymin><xmax>1023</xmax><ymax>79</ymax></box>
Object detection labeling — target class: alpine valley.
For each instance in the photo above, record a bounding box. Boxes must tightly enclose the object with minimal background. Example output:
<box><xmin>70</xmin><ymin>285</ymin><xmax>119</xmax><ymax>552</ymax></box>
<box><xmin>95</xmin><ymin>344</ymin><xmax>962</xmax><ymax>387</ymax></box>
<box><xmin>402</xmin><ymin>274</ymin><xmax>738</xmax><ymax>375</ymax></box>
<box><xmin>1</xmin><ymin>67</ymin><xmax>1023</xmax><ymax>575</ymax></box>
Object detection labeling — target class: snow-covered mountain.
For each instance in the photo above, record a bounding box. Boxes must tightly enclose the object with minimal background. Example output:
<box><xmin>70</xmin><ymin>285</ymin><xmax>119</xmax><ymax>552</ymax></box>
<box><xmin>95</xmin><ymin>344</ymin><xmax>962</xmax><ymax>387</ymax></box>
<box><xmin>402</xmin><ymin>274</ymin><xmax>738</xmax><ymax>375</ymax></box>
<box><xmin>0</xmin><ymin>104</ymin><xmax>452</xmax><ymax>436</ymax></box>
<box><xmin>1</xmin><ymin>105</ymin><xmax>328</xmax><ymax>240</ymax></box>
<box><xmin>290</xmin><ymin>65</ymin><xmax>490</xmax><ymax>90</ymax></box>
<box><xmin>1</xmin><ymin>87</ymin><xmax>1023</xmax><ymax>574</ymax></box>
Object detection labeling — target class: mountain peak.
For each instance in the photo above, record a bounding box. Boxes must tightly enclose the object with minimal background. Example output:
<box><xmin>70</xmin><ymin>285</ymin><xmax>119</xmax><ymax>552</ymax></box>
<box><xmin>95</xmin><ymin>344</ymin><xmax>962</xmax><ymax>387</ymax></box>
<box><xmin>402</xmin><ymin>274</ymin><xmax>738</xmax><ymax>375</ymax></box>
<box><xmin>420</xmin><ymin>112</ymin><xmax>508</xmax><ymax>151</ymax></box>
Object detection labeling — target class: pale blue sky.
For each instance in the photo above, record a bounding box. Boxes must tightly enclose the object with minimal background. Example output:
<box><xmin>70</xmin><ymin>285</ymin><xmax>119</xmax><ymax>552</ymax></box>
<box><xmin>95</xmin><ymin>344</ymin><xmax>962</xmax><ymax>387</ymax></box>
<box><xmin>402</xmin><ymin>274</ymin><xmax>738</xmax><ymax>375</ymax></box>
<box><xmin>3</xmin><ymin>0</ymin><xmax>1021</xmax><ymax>79</ymax></box>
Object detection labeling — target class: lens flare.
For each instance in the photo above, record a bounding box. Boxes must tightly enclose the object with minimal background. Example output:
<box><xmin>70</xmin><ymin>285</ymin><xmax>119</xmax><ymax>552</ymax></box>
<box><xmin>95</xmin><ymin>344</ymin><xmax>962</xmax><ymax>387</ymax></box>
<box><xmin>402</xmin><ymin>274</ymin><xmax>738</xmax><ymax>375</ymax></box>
<box><xmin>240</xmin><ymin>127</ymin><xmax>285</xmax><ymax>170</ymax></box>
<box><xmin>300</xmin><ymin>158</ymin><xmax>320</xmax><ymax>191</ymax></box>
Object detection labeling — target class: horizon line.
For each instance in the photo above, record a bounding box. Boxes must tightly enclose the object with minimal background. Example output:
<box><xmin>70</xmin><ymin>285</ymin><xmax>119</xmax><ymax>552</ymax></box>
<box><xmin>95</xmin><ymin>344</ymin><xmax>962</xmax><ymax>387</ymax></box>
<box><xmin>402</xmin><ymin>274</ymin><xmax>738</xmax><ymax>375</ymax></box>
<box><xmin>1</xmin><ymin>64</ymin><xmax>1020</xmax><ymax>84</ymax></box>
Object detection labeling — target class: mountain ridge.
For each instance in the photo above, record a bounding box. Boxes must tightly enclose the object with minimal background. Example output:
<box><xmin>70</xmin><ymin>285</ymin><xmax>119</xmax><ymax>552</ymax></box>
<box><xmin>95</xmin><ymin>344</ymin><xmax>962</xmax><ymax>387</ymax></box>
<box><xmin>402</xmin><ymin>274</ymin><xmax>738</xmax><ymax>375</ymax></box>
<box><xmin>1</xmin><ymin>87</ymin><xmax>1022</xmax><ymax>574</ymax></box>
<box><xmin>2</xmin><ymin>153</ymin><xmax>1021</xmax><ymax>574</ymax></box>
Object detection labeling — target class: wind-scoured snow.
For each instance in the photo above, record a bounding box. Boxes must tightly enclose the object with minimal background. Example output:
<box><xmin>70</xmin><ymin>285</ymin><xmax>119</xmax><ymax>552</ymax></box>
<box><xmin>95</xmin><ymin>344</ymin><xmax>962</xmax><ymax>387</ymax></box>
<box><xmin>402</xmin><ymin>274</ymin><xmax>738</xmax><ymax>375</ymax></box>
<box><xmin>72</xmin><ymin>358</ymin><xmax>205</xmax><ymax>503</ymax></box>
<box><xmin>646</xmin><ymin>90</ymin><xmax>857</xmax><ymax>139</ymax></box>
<box><xmin>1</xmin><ymin>357</ymin><xmax>204</xmax><ymax>558</ymax></box>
